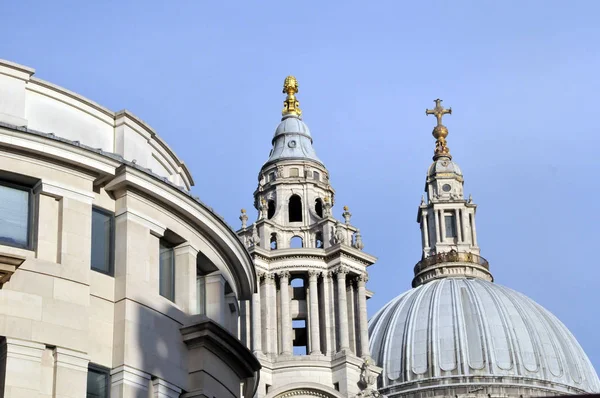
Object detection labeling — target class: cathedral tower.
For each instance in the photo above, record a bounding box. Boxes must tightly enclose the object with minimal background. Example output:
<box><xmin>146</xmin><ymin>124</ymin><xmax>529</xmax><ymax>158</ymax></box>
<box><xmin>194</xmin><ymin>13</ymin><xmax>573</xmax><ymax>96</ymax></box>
<box><xmin>238</xmin><ymin>77</ymin><xmax>381</xmax><ymax>398</ymax></box>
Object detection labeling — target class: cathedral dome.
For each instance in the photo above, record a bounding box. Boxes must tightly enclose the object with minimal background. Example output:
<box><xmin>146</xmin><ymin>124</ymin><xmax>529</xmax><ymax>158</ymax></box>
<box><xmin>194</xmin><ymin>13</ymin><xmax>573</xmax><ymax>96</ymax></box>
<box><xmin>427</xmin><ymin>156</ymin><xmax>462</xmax><ymax>179</ymax></box>
<box><xmin>265</xmin><ymin>114</ymin><xmax>322</xmax><ymax>166</ymax></box>
<box><xmin>369</xmin><ymin>278</ymin><xmax>600</xmax><ymax>397</ymax></box>
<box><xmin>274</xmin><ymin>114</ymin><xmax>312</xmax><ymax>139</ymax></box>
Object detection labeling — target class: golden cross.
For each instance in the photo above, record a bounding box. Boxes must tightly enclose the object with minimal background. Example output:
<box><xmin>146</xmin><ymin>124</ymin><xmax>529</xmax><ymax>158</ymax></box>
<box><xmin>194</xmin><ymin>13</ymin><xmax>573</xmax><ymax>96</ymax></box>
<box><xmin>426</xmin><ymin>99</ymin><xmax>452</xmax><ymax>126</ymax></box>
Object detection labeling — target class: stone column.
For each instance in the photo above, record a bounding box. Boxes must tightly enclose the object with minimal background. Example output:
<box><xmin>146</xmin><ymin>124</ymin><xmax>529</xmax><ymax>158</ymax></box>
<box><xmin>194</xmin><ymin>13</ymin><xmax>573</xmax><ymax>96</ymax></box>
<box><xmin>440</xmin><ymin>210</ymin><xmax>446</xmax><ymax>242</ymax></box>
<box><xmin>357</xmin><ymin>274</ymin><xmax>370</xmax><ymax>358</ymax></box>
<box><xmin>0</xmin><ymin>338</ymin><xmax>45</xmax><ymax>397</ymax></box>
<box><xmin>53</xmin><ymin>347</ymin><xmax>90</xmax><ymax>398</ymax></box>
<box><xmin>471</xmin><ymin>211</ymin><xmax>479</xmax><ymax>246</ymax></box>
<box><xmin>252</xmin><ymin>274</ymin><xmax>262</xmax><ymax>354</ymax></box>
<box><xmin>322</xmin><ymin>271</ymin><xmax>336</xmax><ymax>356</ymax></box>
<box><xmin>110</xmin><ymin>365</ymin><xmax>152</xmax><ymax>398</ymax></box>
<box><xmin>455</xmin><ymin>209</ymin><xmax>463</xmax><ymax>242</ymax></box>
<box><xmin>422</xmin><ymin>211</ymin><xmax>430</xmax><ymax>250</ymax></box>
<box><xmin>308</xmin><ymin>270</ymin><xmax>321</xmax><ymax>355</ymax></box>
<box><xmin>279</xmin><ymin>271</ymin><xmax>292</xmax><ymax>355</ymax></box>
<box><xmin>174</xmin><ymin>244</ymin><xmax>198</xmax><ymax>314</ymax></box>
<box><xmin>336</xmin><ymin>267</ymin><xmax>350</xmax><ymax>351</ymax></box>
<box><xmin>264</xmin><ymin>273</ymin><xmax>277</xmax><ymax>355</ymax></box>
<box><xmin>347</xmin><ymin>279</ymin><xmax>357</xmax><ymax>353</ymax></box>
<box><xmin>204</xmin><ymin>273</ymin><xmax>226</xmax><ymax>326</ymax></box>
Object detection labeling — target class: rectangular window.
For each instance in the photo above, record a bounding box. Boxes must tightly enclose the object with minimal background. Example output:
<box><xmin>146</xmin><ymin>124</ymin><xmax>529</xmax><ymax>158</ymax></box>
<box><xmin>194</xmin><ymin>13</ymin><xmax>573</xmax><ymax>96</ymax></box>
<box><xmin>91</xmin><ymin>207</ymin><xmax>114</xmax><ymax>275</ymax></box>
<box><xmin>159</xmin><ymin>240</ymin><xmax>175</xmax><ymax>301</ymax></box>
<box><xmin>86</xmin><ymin>364</ymin><xmax>109</xmax><ymax>398</ymax></box>
<box><xmin>0</xmin><ymin>182</ymin><xmax>32</xmax><ymax>249</ymax></box>
<box><xmin>289</xmin><ymin>168</ymin><xmax>299</xmax><ymax>177</ymax></box>
<box><xmin>445</xmin><ymin>214</ymin><xmax>457</xmax><ymax>238</ymax></box>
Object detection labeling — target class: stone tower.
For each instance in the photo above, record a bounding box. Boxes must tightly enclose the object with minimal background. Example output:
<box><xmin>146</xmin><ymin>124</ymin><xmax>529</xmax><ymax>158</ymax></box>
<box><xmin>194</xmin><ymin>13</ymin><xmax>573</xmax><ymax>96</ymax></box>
<box><xmin>413</xmin><ymin>99</ymin><xmax>491</xmax><ymax>287</ymax></box>
<box><xmin>238</xmin><ymin>76</ymin><xmax>381</xmax><ymax>398</ymax></box>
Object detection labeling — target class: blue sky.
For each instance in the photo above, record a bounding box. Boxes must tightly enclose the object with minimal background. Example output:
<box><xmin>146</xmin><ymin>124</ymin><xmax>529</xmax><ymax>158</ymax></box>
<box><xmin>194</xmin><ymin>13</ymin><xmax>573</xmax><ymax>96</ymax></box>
<box><xmin>2</xmin><ymin>0</ymin><xmax>599</xmax><ymax>371</ymax></box>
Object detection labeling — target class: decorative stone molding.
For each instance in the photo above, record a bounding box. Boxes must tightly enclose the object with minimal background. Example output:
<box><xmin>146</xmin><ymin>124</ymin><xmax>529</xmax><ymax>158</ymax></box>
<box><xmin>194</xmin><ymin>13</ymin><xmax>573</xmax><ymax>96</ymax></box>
<box><xmin>152</xmin><ymin>378</ymin><xmax>182</xmax><ymax>398</ymax></box>
<box><xmin>0</xmin><ymin>251</ymin><xmax>26</xmax><ymax>285</ymax></box>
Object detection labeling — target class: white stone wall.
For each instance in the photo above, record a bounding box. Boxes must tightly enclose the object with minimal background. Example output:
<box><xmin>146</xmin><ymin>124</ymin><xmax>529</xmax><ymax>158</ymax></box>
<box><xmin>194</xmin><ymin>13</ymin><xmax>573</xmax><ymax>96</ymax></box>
<box><xmin>0</xmin><ymin>72</ymin><xmax>258</xmax><ymax>397</ymax></box>
<box><xmin>0</xmin><ymin>59</ymin><xmax>193</xmax><ymax>191</ymax></box>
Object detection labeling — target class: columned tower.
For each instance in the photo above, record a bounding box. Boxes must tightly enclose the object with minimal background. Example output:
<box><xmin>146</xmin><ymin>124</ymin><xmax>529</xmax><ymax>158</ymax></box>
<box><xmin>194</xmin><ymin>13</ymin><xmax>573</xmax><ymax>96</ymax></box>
<box><xmin>238</xmin><ymin>76</ymin><xmax>381</xmax><ymax>398</ymax></box>
<box><xmin>413</xmin><ymin>99</ymin><xmax>492</xmax><ymax>288</ymax></box>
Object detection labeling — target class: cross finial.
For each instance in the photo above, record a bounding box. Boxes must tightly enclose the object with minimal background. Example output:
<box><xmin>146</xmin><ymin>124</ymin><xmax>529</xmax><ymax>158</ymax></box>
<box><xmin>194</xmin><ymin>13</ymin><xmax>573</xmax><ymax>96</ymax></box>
<box><xmin>425</xmin><ymin>99</ymin><xmax>453</xmax><ymax>160</ymax></box>
<box><xmin>425</xmin><ymin>99</ymin><xmax>452</xmax><ymax>126</ymax></box>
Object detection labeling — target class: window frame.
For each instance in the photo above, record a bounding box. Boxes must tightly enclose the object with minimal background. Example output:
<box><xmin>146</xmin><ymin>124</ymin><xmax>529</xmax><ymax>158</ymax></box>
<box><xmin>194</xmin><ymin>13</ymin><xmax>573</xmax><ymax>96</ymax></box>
<box><xmin>444</xmin><ymin>213</ymin><xmax>457</xmax><ymax>239</ymax></box>
<box><xmin>86</xmin><ymin>363</ymin><xmax>111</xmax><ymax>398</ymax></box>
<box><xmin>0</xmin><ymin>180</ymin><xmax>35</xmax><ymax>250</ymax></box>
<box><xmin>90</xmin><ymin>206</ymin><xmax>115</xmax><ymax>276</ymax></box>
<box><xmin>159</xmin><ymin>239</ymin><xmax>176</xmax><ymax>302</ymax></box>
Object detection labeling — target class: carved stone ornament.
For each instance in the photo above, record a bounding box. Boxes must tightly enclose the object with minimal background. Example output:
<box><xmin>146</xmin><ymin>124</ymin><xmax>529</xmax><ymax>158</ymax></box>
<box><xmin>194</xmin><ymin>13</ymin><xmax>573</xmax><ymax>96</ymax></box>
<box><xmin>276</xmin><ymin>165</ymin><xmax>284</xmax><ymax>178</ymax></box>
<box><xmin>278</xmin><ymin>270</ymin><xmax>290</xmax><ymax>280</ymax></box>
<box><xmin>333</xmin><ymin>222</ymin><xmax>346</xmax><ymax>245</ymax></box>
<box><xmin>353</xmin><ymin>229</ymin><xmax>364</xmax><ymax>250</ymax></box>
<box><xmin>356</xmin><ymin>357</ymin><xmax>382</xmax><ymax>398</ymax></box>
<box><xmin>248</xmin><ymin>223</ymin><xmax>260</xmax><ymax>248</ymax></box>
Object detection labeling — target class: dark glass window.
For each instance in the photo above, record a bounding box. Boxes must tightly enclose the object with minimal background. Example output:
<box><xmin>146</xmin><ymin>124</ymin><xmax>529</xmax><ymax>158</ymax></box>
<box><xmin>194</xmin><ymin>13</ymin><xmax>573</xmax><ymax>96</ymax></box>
<box><xmin>159</xmin><ymin>240</ymin><xmax>175</xmax><ymax>301</ymax></box>
<box><xmin>86</xmin><ymin>364</ymin><xmax>109</xmax><ymax>398</ymax></box>
<box><xmin>445</xmin><ymin>214</ymin><xmax>457</xmax><ymax>238</ymax></box>
<box><xmin>0</xmin><ymin>182</ymin><xmax>32</xmax><ymax>249</ymax></box>
<box><xmin>91</xmin><ymin>208</ymin><xmax>114</xmax><ymax>275</ymax></box>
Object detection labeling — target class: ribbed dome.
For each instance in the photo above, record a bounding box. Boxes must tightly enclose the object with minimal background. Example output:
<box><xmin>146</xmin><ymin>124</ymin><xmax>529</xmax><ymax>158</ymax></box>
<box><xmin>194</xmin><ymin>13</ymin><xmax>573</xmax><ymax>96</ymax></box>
<box><xmin>427</xmin><ymin>156</ymin><xmax>462</xmax><ymax>178</ymax></box>
<box><xmin>265</xmin><ymin>114</ymin><xmax>322</xmax><ymax>166</ymax></box>
<box><xmin>369</xmin><ymin>278</ymin><xmax>600</xmax><ymax>397</ymax></box>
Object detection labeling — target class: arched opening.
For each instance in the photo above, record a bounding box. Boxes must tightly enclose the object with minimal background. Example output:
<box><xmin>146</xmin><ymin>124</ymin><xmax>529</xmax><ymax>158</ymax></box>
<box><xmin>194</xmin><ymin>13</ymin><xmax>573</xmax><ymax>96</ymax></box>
<box><xmin>270</xmin><ymin>233</ymin><xmax>277</xmax><ymax>250</ymax></box>
<box><xmin>315</xmin><ymin>231</ymin><xmax>323</xmax><ymax>248</ymax></box>
<box><xmin>290</xmin><ymin>277</ymin><xmax>307</xmax><ymax>356</ymax></box>
<box><xmin>315</xmin><ymin>198</ymin><xmax>323</xmax><ymax>218</ymax></box>
<box><xmin>267</xmin><ymin>200</ymin><xmax>275</xmax><ymax>219</ymax></box>
<box><xmin>290</xmin><ymin>236</ymin><xmax>303</xmax><ymax>248</ymax></box>
<box><xmin>288</xmin><ymin>195</ymin><xmax>302</xmax><ymax>222</ymax></box>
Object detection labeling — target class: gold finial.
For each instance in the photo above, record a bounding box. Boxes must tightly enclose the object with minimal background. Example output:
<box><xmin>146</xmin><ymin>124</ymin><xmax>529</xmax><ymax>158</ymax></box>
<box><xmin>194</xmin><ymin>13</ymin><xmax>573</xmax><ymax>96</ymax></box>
<box><xmin>241</xmin><ymin>208</ymin><xmax>246</xmax><ymax>214</ymax></box>
<box><xmin>282</xmin><ymin>75</ymin><xmax>302</xmax><ymax>117</ymax></box>
<box><xmin>343</xmin><ymin>205</ymin><xmax>349</xmax><ymax>211</ymax></box>
<box><xmin>324</xmin><ymin>196</ymin><xmax>330</xmax><ymax>203</ymax></box>
<box><xmin>426</xmin><ymin>99</ymin><xmax>453</xmax><ymax>159</ymax></box>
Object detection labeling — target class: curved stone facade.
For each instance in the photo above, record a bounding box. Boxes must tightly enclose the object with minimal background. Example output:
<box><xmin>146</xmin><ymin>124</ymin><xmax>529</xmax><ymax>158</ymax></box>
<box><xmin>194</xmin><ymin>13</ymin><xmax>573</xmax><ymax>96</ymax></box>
<box><xmin>0</xmin><ymin>59</ymin><xmax>260</xmax><ymax>398</ymax></box>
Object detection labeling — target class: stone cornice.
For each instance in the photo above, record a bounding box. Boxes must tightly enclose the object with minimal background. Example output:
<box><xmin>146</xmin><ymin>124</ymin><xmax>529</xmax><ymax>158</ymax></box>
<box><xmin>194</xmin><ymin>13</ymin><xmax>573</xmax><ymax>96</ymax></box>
<box><xmin>180</xmin><ymin>316</ymin><xmax>261</xmax><ymax>388</ymax></box>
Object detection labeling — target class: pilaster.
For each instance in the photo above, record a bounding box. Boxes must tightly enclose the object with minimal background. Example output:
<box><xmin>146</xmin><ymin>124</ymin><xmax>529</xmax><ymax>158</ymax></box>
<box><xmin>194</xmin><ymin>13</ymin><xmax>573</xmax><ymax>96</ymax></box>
<box><xmin>110</xmin><ymin>365</ymin><xmax>151</xmax><ymax>398</ymax></box>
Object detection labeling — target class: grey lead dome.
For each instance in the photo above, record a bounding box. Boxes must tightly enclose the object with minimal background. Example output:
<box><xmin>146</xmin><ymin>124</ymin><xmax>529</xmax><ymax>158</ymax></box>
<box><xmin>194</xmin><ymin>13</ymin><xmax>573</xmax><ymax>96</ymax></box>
<box><xmin>368</xmin><ymin>278</ymin><xmax>600</xmax><ymax>397</ymax></box>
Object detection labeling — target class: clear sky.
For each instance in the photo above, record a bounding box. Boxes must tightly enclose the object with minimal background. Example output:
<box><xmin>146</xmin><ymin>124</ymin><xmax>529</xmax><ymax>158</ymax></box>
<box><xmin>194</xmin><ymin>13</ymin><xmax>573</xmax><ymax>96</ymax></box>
<box><xmin>2</xmin><ymin>0</ymin><xmax>599</xmax><ymax>372</ymax></box>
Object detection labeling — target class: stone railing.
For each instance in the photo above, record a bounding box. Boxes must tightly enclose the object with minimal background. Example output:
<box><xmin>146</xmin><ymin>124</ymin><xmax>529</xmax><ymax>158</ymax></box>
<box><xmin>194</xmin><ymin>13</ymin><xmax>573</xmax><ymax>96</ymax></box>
<box><xmin>414</xmin><ymin>250</ymin><xmax>489</xmax><ymax>274</ymax></box>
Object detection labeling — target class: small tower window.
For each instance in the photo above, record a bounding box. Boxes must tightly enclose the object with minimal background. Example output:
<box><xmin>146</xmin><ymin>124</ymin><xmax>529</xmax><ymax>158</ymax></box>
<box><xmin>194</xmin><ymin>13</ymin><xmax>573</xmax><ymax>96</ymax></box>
<box><xmin>292</xmin><ymin>319</ymin><xmax>307</xmax><ymax>355</ymax></box>
<box><xmin>315</xmin><ymin>231</ymin><xmax>323</xmax><ymax>248</ymax></box>
<box><xmin>268</xmin><ymin>172</ymin><xmax>275</xmax><ymax>182</ymax></box>
<box><xmin>270</xmin><ymin>233</ymin><xmax>278</xmax><ymax>250</ymax></box>
<box><xmin>290</xmin><ymin>235</ymin><xmax>303</xmax><ymax>248</ymax></box>
<box><xmin>289</xmin><ymin>195</ymin><xmax>302</xmax><ymax>222</ymax></box>
<box><xmin>290</xmin><ymin>168</ymin><xmax>299</xmax><ymax>177</ymax></box>
<box><xmin>267</xmin><ymin>200</ymin><xmax>276</xmax><ymax>219</ymax></box>
<box><xmin>444</xmin><ymin>213</ymin><xmax>457</xmax><ymax>238</ymax></box>
<box><xmin>313</xmin><ymin>171</ymin><xmax>320</xmax><ymax>181</ymax></box>
<box><xmin>315</xmin><ymin>198</ymin><xmax>323</xmax><ymax>218</ymax></box>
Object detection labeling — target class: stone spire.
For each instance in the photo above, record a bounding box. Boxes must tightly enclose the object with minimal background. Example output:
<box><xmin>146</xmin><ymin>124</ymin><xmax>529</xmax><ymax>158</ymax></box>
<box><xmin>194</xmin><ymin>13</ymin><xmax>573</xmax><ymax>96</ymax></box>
<box><xmin>236</xmin><ymin>76</ymin><xmax>381</xmax><ymax>398</ymax></box>
<box><xmin>413</xmin><ymin>100</ymin><xmax>492</xmax><ymax>288</ymax></box>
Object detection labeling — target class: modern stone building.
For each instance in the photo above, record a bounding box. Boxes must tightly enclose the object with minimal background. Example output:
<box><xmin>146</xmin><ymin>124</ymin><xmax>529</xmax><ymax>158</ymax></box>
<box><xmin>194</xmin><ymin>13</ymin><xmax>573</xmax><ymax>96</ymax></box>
<box><xmin>368</xmin><ymin>100</ymin><xmax>600</xmax><ymax>397</ymax></box>
<box><xmin>0</xmin><ymin>59</ymin><xmax>260</xmax><ymax>398</ymax></box>
<box><xmin>236</xmin><ymin>76</ymin><xmax>381</xmax><ymax>398</ymax></box>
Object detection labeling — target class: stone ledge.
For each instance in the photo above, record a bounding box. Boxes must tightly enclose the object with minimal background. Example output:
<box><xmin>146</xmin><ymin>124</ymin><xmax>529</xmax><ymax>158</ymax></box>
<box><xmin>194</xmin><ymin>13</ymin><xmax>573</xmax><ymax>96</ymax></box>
<box><xmin>0</xmin><ymin>251</ymin><xmax>26</xmax><ymax>285</ymax></box>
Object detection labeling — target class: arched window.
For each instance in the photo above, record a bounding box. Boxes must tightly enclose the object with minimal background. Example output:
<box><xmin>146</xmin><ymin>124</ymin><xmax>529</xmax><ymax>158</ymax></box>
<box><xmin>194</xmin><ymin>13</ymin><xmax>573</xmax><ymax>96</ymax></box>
<box><xmin>288</xmin><ymin>195</ymin><xmax>302</xmax><ymax>222</ymax></box>
<box><xmin>267</xmin><ymin>200</ymin><xmax>275</xmax><ymax>219</ymax></box>
<box><xmin>315</xmin><ymin>231</ymin><xmax>323</xmax><ymax>248</ymax></box>
<box><xmin>270</xmin><ymin>233</ymin><xmax>277</xmax><ymax>250</ymax></box>
<box><xmin>290</xmin><ymin>236</ymin><xmax>303</xmax><ymax>248</ymax></box>
<box><xmin>315</xmin><ymin>198</ymin><xmax>323</xmax><ymax>218</ymax></box>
